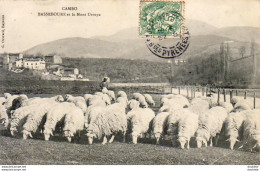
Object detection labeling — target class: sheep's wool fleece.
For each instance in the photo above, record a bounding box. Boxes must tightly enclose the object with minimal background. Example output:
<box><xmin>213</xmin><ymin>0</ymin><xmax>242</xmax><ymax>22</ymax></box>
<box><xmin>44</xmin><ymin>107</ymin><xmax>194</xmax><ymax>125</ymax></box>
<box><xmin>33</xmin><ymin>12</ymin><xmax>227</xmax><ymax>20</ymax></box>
<box><xmin>207</xmin><ymin>106</ymin><xmax>227</xmax><ymax>137</ymax></box>
<box><xmin>152</xmin><ymin>112</ymin><xmax>170</xmax><ymax>134</ymax></box>
<box><xmin>224</xmin><ymin>110</ymin><xmax>248</xmax><ymax>140</ymax></box>
<box><xmin>127</xmin><ymin>108</ymin><xmax>155</xmax><ymax>136</ymax></box>
<box><xmin>88</xmin><ymin>104</ymin><xmax>127</xmax><ymax>139</ymax></box>
<box><xmin>11</xmin><ymin>101</ymin><xmax>56</xmax><ymax>132</ymax></box>
<box><xmin>63</xmin><ymin>107</ymin><xmax>85</xmax><ymax>136</ymax></box>
<box><xmin>178</xmin><ymin>109</ymin><xmax>199</xmax><ymax>140</ymax></box>
<box><xmin>44</xmin><ymin>102</ymin><xmax>78</xmax><ymax>132</ymax></box>
<box><xmin>242</xmin><ymin>109</ymin><xmax>260</xmax><ymax>144</ymax></box>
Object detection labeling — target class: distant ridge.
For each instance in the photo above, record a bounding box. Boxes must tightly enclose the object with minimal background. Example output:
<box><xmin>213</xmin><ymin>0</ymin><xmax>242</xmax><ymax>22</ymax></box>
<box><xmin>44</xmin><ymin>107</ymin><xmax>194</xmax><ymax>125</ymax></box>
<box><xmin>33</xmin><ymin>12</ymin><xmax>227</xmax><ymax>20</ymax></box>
<box><xmin>24</xmin><ymin>19</ymin><xmax>260</xmax><ymax>61</ymax></box>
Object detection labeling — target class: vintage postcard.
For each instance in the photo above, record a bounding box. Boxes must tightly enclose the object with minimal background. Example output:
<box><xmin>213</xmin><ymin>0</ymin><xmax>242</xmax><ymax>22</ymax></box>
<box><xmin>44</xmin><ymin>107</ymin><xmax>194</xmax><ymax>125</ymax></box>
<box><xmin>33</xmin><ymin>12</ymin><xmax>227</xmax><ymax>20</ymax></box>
<box><xmin>0</xmin><ymin>0</ymin><xmax>260</xmax><ymax>167</ymax></box>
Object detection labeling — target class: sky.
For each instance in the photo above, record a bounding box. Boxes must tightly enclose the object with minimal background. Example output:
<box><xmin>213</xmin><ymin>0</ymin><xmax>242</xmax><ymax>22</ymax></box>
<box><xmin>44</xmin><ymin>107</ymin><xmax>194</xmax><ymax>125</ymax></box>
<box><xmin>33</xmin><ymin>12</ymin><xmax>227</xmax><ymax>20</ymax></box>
<box><xmin>0</xmin><ymin>0</ymin><xmax>259</xmax><ymax>53</ymax></box>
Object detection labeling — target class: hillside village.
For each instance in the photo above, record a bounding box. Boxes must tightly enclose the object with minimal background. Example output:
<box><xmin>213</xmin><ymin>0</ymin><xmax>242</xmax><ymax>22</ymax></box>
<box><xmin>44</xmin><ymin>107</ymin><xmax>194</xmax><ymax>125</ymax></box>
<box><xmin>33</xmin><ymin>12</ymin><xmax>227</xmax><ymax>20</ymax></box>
<box><xmin>0</xmin><ymin>53</ymin><xmax>89</xmax><ymax>81</ymax></box>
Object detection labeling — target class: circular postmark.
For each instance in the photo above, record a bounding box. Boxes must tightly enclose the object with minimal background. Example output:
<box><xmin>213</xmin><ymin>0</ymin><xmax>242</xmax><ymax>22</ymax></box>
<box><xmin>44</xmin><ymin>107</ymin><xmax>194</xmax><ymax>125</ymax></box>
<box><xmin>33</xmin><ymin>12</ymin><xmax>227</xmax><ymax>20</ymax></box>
<box><xmin>145</xmin><ymin>26</ymin><xmax>190</xmax><ymax>58</ymax></box>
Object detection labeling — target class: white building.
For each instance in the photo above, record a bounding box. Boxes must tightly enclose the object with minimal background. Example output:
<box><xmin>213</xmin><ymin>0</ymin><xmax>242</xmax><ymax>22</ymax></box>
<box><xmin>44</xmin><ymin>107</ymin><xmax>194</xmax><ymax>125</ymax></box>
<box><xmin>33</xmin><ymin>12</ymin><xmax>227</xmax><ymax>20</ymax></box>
<box><xmin>23</xmin><ymin>58</ymin><xmax>46</xmax><ymax>70</ymax></box>
<box><xmin>15</xmin><ymin>59</ymin><xmax>24</xmax><ymax>68</ymax></box>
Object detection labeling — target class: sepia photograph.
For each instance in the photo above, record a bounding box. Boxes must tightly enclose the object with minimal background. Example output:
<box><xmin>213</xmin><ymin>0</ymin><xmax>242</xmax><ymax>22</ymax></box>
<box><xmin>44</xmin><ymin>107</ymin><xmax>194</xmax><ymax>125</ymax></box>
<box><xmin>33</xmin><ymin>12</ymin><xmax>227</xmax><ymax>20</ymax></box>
<box><xmin>0</xmin><ymin>0</ymin><xmax>259</xmax><ymax>167</ymax></box>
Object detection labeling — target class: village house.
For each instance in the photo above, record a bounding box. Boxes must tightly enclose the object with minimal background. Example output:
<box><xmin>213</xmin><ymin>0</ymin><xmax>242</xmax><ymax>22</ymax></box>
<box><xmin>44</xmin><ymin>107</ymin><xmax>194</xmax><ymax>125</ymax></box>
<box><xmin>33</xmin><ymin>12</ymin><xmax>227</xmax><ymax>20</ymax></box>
<box><xmin>22</xmin><ymin>58</ymin><xmax>46</xmax><ymax>70</ymax></box>
<box><xmin>44</xmin><ymin>55</ymin><xmax>62</xmax><ymax>65</ymax></box>
<box><xmin>2</xmin><ymin>53</ymin><xmax>23</xmax><ymax>70</ymax></box>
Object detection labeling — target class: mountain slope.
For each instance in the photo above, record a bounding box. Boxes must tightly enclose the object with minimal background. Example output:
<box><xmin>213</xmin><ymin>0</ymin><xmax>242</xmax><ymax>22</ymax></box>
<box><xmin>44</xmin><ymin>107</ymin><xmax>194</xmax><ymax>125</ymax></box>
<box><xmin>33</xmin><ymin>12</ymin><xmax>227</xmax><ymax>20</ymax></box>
<box><xmin>24</xmin><ymin>20</ymin><xmax>260</xmax><ymax>61</ymax></box>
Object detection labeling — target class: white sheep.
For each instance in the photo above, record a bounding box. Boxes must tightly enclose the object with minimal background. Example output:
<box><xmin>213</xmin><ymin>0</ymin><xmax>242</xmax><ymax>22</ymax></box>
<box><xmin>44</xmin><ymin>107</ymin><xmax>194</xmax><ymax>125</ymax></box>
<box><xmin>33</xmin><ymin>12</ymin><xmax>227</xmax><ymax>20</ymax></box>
<box><xmin>63</xmin><ymin>106</ymin><xmax>85</xmax><ymax>142</ymax></box>
<box><xmin>241</xmin><ymin>109</ymin><xmax>260</xmax><ymax>151</ymax></box>
<box><xmin>161</xmin><ymin>95</ymin><xmax>189</xmax><ymax>108</ymax></box>
<box><xmin>143</xmin><ymin>94</ymin><xmax>155</xmax><ymax>107</ymax></box>
<box><xmin>0</xmin><ymin>104</ymin><xmax>9</xmax><ymax>128</ymax></box>
<box><xmin>102</xmin><ymin>88</ymin><xmax>116</xmax><ymax>102</ymax></box>
<box><xmin>0</xmin><ymin>97</ymin><xmax>6</xmax><ymax>105</ymax></box>
<box><xmin>94</xmin><ymin>92</ymin><xmax>103</xmax><ymax>96</ymax></box>
<box><xmin>84</xmin><ymin>105</ymin><xmax>106</xmax><ymax>129</ymax></box>
<box><xmin>21</xmin><ymin>95</ymin><xmax>64</xmax><ymax>107</ymax></box>
<box><xmin>177</xmin><ymin>109</ymin><xmax>199</xmax><ymax>149</ymax></box>
<box><xmin>160</xmin><ymin>94</ymin><xmax>177</xmax><ymax>102</ymax></box>
<box><xmin>219</xmin><ymin>101</ymin><xmax>233</xmax><ymax>113</ymax></box>
<box><xmin>166</xmin><ymin>108</ymin><xmax>192</xmax><ymax>147</ymax></box>
<box><xmin>126</xmin><ymin>107</ymin><xmax>155</xmax><ymax>144</ymax></box>
<box><xmin>4</xmin><ymin>93</ymin><xmax>12</xmax><ymax>99</ymax></box>
<box><xmin>83</xmin><ymin>94</ymin><xmax>93</xmax><ymax>106</ymax></box>
<box><xmin>87</xmin><ymin>95</ymin><xmax>104</xmax><ymax>106</ymax></box>
<box><xmin>128</xmin><ymin>99</ymin><xmax>140</xmax><ymax>110</ymax></box>
<box><xmin>188</xmin><ymin>98</ymin><xmax>209</xmax><ymax>116</ymax></box>
<box><xmin>230</xmin><ymin>96</ymin><xmax>244</xmax><ymax>106</ymax></box>
<box><xmin>224</xmin><ymin>110</ymin><xmax>249</xmax><ymax>150</ymax></box>
<box><xmin>22</xmin><ymin>101</ymin><xmax>60</xmax><ymax>140</ymax></box>
<box><xmin>159</xmin><ymin>101</ymin><xmax>184</xmax><ymax>113</ymax></box>
<box><xmin>195</xmin><ymin>106</ymin><xmax>228</xmax><ymax>148</ymax></box>
<box><xmin>43</xmin><ymin>102</ymin><xmax>78</xmax><ymax>141</ymax></box>
<box><xmin>132</xmin><ymin>93</ymin><xmax>143</xmax><ymax>100</ymax></box>
<box><xmin>152</xmin><ymin>112</ymin><xmax>170</xmax><ymax>144</ymax></box>
<box><xmin>9</xmin><ymin>101</ymin><xmax>57</xmax><ymax>137</ymax></box>
<box><xmin>160</xmin><ymin>94</ymin><xmax>188</xmax><ymax>106</ymax></box>
<box><xmin>4</xmin><ymin>94</ymin><xmax>19</xmax><ymax>110</ymax></box>
<box><xmin>116</xmin><ymin>97</ymin><xmax>128</xmax><ymax>109</ymax></box>
<box><xmin>233</xmin><ymin>100</ymin><xmax>252</xmax><ymax>112</ymax></box>
<box><xmin>9</xmin><ymin>95</ymin><xmax>29</xmax><ymax>111</ymax></box>
<box><xmin>86</xmin><ymin>102</ymin><xmax>127</xmax><ymax>145</ymax></box>
<box><xmin>97</xmin><ymin>93</ymin><xmax>111</xmax><ymax>105</ymax></box>
<box><xmin>117</xmin><ymin>91</ymin><xmax>128</xmax><ymax>99</ymax></box>
<box><xmin>132</xmin><ymin>93</ymin><xmax>148</xmax><ymax>108</ymax></box>
<box><xmin>64</xmin><ymin>94</ymin><xmax>87</xmax><ymax>113</ymax></box>
<box><xmin>199</xmin><ymin>96</ymin><xmax>218</xmax><ymax>108</ymax></box>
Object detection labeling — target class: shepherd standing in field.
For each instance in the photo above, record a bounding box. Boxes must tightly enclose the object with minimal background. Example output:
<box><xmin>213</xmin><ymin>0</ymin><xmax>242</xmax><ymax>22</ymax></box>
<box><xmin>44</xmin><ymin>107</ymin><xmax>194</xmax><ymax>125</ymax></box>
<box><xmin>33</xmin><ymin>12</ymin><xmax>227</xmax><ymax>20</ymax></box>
<box><xmin>100</xmin><ymin>76</ymin><xmax>110</xmax><ymax>90</ymax></box>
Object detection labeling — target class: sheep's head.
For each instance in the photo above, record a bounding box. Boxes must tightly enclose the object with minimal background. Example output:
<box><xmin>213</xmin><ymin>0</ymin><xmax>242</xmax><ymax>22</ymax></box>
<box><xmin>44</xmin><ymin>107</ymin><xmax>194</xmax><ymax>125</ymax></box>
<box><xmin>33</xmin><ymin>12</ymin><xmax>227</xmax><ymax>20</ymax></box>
<box><xmin>196</xmin><ymin>136</ymin><xmax>207</xmax><ymax>148</ymax></box>
<box><xmin>226</xmin><ymin>137</ymin><xmax>240</xmax><ymax>150</ymax></box>
<box><xmin>64</xmin><ymin>130</ymin><xmax>74</xmax><ymax>142</ymax></box>
<box><xmin>154</xmin><ymin>133</ymin><xmax>161</xmax><ymax>145</ymax></box>
<box><xmin>101</xmin><ymin>87</ymin><xmax>108</xmax><ymax>93</ymax></box>
<box><xmin>141</xmin><ymin>102</ymin><xmax>148</xmax><ymax>108</ymax></box>
<box><xmin>4</xmin><ymin>93</ymin><xmax>11</xmax><ymax>99</ymax></box>
<box><xmin>10</xmin><ymin>127</ymin><xmax>18</xmax><ymax>137</ymax></box>
<box><xmin>178</xmin><ymin>136</ymin><xmax>187</xmax><ymax>149</ymax></box>
<box><xmin>64</xmin><ymin>94</ymin><xmax>72</xmax><ymax>101</ymax></box>
<box><xmin>56</xmin><ymin>95</ymin><xmax>64</xmax><ymax>102</ymax></box>
<box><xmin>43</xmin><ymin>129</ymin><xmax>53</xmax><ymax>141</ymax></box>
<box><xmin>22</xmin><ymin>130</ymin><xmax>33</xmax><ymax>140</ymax></box>
<box><xmin>19</xmin><ymin>94</ymin><xmax>28</xmax><ymax>101</ymax></box>
<box><xmin>0</xmin><ymin>111</ymin><xmax>9</xmax><ymax>128</ymax></box>
<box><xmin>128</xmin><ymin>100</ymin><xmax>140</xmax><ymax>110</ymax></box>
<box><xmin>86</xmin><ymin>132</ymin><xmax>97</xmax><ymax>145</ymax></box>
<box><xmin>101</xmin><ymin>94</ymin><xmax>111</xmax><ymax>106</ymax></box>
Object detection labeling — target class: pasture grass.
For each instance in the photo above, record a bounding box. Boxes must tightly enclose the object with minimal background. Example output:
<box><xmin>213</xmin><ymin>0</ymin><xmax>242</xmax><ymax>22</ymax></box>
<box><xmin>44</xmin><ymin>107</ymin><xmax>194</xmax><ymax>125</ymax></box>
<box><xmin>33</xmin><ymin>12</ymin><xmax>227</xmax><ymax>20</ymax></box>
<box><xmin>0</xmin><ymin>126</ymin><xmax>259</xmax><ymax>165</ymax></box>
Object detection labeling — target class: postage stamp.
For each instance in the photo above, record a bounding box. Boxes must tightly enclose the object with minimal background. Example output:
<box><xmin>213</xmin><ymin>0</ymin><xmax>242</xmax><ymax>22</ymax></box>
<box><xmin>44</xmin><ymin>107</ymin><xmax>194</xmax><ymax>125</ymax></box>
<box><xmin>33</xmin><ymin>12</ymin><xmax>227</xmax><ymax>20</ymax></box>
<box><xmin>139</xmin><ymin>0</ymin><xmax>185</xmax><ymax>39</ymax></box>
<box><xmin>139</xmin><ymin>0</ymin><xmax>189</xmax><ymax>58</ymax></box>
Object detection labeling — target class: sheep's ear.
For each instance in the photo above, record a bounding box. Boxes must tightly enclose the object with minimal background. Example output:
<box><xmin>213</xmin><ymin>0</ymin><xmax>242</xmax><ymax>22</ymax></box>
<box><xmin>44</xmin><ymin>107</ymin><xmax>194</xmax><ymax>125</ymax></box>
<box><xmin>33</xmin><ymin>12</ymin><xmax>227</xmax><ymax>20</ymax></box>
<box><xmin>225</xmin><ymin>138</ymin><xmax>230</xmax><ymax>141</ymax></box>
<box><xmin>236</xmin><ymin>139</ymin><xmax>240</xmax><ymax>142</ymax></box>
<box><xmin>29</xmin><ymin>132</ymin><xmax>33</xmax><ymax>138</ymax></box>
<box><xmin>50</xmin><ymin>132</ymin><xmax>54</xmax><ymax>136</ymax></box>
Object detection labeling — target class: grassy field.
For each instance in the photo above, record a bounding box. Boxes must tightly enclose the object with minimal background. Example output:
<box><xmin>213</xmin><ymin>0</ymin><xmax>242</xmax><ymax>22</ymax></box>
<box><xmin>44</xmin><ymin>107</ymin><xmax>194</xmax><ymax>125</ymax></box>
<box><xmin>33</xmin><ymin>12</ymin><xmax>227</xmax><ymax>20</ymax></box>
<box><xmin>0</xmin><ymin>93</ymin><xmax>259</xmax><ymax>165</ymax></box>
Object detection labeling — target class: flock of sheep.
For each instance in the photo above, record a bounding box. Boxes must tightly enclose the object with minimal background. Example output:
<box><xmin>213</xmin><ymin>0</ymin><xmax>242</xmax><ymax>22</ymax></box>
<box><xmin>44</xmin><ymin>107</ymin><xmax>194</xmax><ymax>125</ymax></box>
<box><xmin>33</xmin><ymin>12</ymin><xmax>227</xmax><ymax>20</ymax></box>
<box><xmin>0</xmin><ymin>88</ymin><xmax>259</xmax><ymax>152</ymax></box>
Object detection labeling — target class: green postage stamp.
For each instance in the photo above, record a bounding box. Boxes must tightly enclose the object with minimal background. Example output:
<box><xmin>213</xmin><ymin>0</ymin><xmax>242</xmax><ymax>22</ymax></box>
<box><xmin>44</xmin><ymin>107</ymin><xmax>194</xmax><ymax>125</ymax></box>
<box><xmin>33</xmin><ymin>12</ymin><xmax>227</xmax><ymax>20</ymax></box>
<box><xmin>139</xmin><ymin>0</ymin><xmax>185</xmax><ymax>38</ymax></box>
